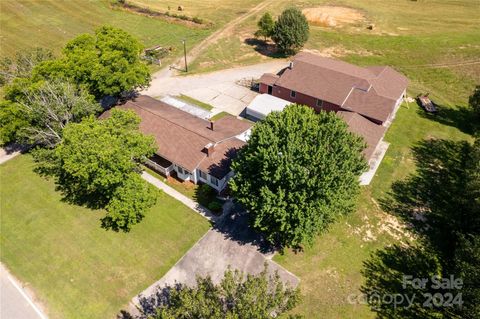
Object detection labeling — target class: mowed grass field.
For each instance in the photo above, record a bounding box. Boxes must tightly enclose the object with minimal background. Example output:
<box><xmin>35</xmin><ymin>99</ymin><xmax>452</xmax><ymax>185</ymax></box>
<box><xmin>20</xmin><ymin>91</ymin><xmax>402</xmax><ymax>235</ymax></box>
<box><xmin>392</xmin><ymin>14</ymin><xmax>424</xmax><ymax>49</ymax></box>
<box><xmin>0</xmin><ymin>0</ymin><xmax>212</xmax><ymax>58</ymax></box>
<box><xmin>0</xmin><ymin>155</ymin><xmax>210</xmax><ymax>319</ymax></box>
<box><xmin>130</xmin><ymin>0</ymin><xmax>260</xmax><ymax>28</ymax></box>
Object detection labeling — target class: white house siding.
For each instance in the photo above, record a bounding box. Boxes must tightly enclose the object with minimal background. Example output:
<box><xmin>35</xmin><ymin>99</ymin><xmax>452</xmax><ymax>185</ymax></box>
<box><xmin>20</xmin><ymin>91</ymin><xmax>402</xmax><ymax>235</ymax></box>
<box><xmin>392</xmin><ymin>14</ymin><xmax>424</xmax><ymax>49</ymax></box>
<box><xmin>195</xmin><ymin>169</ymin><xmax>231</xmax><ymax>192</ymax></box>
<box><xmin>384</xmin><ymin>89</ymin><xmax>406</xmax><ymax>127</ymax></box>
<box><xmin>174</xmin><ymin>164</ymin><xmax>193</xmax><ymax>182</ymax></box>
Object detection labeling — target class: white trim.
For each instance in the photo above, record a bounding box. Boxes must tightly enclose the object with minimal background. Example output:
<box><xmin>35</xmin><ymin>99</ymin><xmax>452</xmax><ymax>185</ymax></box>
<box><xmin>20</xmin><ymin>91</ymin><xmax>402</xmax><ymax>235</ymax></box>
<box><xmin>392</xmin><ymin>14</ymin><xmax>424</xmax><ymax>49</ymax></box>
<box><xmin>6</xmin><ymin>274</ymin><xmax>48</xmax><ymax>319</ymax></box>
<box><xmin>198</xmin><ymin>169</ymin><xmax>208</xmax><ymax>181</ymax></box>
<box><xmin>340</xmin><ymin>87</ymin><xmax>355</xmax><ymax>108</ymax></box>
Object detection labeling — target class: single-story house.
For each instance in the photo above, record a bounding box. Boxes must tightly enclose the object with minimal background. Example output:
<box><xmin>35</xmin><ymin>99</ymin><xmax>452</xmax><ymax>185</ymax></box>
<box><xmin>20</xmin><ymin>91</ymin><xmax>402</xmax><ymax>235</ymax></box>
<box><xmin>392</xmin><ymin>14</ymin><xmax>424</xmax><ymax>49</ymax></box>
<box><xmin>103</xmin><ymin>95</ymin><xmax>252</xmax><ymax>192</ymax></box>
<box><xmin>259</xmin><ymin>52</ymin><xmax>408</xmax><ymax>127</ymax></box>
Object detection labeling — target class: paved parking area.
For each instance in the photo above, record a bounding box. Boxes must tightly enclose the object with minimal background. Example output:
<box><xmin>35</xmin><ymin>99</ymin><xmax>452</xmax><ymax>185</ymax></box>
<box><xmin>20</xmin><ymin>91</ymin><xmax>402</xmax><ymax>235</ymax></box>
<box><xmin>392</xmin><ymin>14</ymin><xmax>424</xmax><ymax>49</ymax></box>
<box><xmin>143</xmin><ymin>61</ymin><xmax>288</xmax><ymax>116</ymax></box>
<box><xmin>127</xmin><ymin>211</ymin><xmax>299</xmax><ymax>318</ymax></box>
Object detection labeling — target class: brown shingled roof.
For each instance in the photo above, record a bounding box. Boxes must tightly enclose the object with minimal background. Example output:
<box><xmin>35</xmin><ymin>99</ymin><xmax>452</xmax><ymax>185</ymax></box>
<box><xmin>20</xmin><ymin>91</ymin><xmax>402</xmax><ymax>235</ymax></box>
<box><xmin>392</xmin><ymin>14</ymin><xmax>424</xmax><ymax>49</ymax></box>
<box><xmin>270</xmin><ymin>52</ymin><xmax>408</xmax><ymax>124</ymax></box>
<box><xmin>259</xmin><ymin>73</ymin><xmax>279</xmax><ymax>86</ymax></box>
<box><xmin>337</xmin><ymin>111</ymin><xmax>387</xmax><ymax>161</ymax></box>
<box><xmin>102</xmin><ymin>95</ymin><xmax>252</xmax><ymax>178</ymax></box>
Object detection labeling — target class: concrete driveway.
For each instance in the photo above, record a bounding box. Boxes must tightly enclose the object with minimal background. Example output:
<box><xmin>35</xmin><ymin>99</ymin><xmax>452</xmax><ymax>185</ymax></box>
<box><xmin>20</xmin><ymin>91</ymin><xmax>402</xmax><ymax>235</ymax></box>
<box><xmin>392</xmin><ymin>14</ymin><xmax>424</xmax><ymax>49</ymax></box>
<box><xmin>143</xmin><ymin>61</ymin><xmax>288</xmax><ymax>116</ymax></box>
<box><xmin>127</xmin><ymin>211</ymin><xmax>299</xmax><ymax>318</ymax></box>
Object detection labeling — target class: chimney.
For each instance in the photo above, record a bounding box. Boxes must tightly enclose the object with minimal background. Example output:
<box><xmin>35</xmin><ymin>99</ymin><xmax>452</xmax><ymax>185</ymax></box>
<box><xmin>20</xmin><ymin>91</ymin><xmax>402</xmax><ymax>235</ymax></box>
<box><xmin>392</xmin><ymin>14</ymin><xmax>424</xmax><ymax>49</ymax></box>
<box><xmin>209</xmin><ymin>121</ymin><xmax>214</xmax><ymax>130</ymax></box>
<box><xmin>203</xmin><ymin>142</ymin><xmax>214</xmax><ymax>157</ymax></box>
<box><xmin>289</xmin><ymin>61</ymin><xmax>294</xmax><ymax>69</ymax></box>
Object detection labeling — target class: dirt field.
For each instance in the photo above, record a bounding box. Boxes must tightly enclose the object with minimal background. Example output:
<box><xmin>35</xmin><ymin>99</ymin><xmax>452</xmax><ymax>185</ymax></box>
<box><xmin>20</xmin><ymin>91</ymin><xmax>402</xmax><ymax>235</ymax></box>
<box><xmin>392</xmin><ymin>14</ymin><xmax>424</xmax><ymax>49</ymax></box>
<box><xmin>302</xmin><ymin>6</ymin><xmax>365</xmax><ymax>27</ymax></box>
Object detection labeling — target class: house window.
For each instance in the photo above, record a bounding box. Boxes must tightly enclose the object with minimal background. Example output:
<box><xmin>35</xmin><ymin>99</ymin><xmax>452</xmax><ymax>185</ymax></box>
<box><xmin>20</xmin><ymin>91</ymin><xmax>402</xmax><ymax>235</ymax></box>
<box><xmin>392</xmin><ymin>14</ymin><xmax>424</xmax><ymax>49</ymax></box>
<box><xmin>316</xmin><ymin>99</ymin><xmax>323</xmax><ymax>108</ymax></box>
<box><xmin>199</xmin><ymin>170</ymin><xmax>208</xmax><ymax>180</ymax></box>
<box><xmin>290</xmin><ymin>90</ymin><xmax>296</xmax><ymax>98</ymax></box>
<box><xmin>177</xmin><ymin>166</ymin><xmax>184</xmax><ymax>174</ymax></box>
<box><xmin>210</xmin><ymin>175</ymin><xmax>219</xmax><ymax>186</ymax></box>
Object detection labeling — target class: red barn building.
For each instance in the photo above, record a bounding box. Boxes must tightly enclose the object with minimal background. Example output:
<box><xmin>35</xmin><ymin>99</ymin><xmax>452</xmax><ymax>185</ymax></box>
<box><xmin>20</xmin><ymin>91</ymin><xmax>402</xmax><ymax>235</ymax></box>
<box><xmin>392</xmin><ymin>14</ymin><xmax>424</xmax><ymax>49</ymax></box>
<box><xmin>259</xmin><ymin>52</ymin><xmax>408</xmax><ymax>127</ymax></box>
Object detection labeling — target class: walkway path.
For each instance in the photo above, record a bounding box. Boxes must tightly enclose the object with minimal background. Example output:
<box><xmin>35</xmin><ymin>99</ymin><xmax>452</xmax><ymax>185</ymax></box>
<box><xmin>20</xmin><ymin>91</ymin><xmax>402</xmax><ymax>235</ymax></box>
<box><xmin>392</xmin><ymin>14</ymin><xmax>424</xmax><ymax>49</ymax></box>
<box><xmin>142</xmin><ymin>171</ymin><xmax>219</xmax><ymax>222</ymax></box>
<box><xmin>0</xmin><ymin>144</ymin><xmax>25</xmax><ymax>165</ymax></box>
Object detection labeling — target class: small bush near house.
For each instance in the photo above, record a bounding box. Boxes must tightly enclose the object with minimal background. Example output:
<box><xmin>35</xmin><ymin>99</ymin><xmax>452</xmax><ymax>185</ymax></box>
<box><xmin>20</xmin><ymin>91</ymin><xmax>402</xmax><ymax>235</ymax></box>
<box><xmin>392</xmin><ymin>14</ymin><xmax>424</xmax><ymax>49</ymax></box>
<box><xmin>207</xmin><ymin>201</ymin><xmax>223</xmax><ymax>213</ymax></box>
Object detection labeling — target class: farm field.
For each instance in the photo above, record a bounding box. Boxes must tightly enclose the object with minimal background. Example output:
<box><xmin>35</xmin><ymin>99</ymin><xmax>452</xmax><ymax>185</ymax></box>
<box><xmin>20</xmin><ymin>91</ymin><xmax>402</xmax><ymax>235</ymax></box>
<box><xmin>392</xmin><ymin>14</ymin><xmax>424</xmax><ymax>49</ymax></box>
<box><xmin>189</xmin><ymin>0</ymin><xmax>479</xmax><ymax>99</ymax></box>
<box><xmin>0</xmin><ymin>155</ymin><xmax>210</xmax><ymax>319</ymax></box>
<box><xmin>0</xmin><ymin>0</ymin><xmax>210</xmax><ymax>59</ymax></box>
<box><xmin>130</xmin><ymin>0</ymin><xmax>260</xmax><ymax>28</ymax></box>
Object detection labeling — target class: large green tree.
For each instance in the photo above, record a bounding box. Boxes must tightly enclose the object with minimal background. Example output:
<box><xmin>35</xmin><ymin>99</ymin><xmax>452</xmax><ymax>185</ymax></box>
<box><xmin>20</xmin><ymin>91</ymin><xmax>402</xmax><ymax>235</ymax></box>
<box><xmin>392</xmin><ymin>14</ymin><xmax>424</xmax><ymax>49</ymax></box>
<box><xmin>7</xmin><ymin>80</ymin><xmax>101</xmax><ymax>147</ymax></box>
<box><xmin>32</xmin><ymin>25</ymin><xmax>150</xmax><ymax>98</ymax></box>
<box><xmin>151</xmin><ymin>265</ymin><xmax>300</xmax><ymax>319</ymax></box>
<box><xmin>255</xmin><ymin>12</ymin><xmax>275</xmax><ymax>41</ymax></box>
<box><xmin>36</xmin><ymin>109</ymin><xmax>157</xmax><ymax>231</ymax></box>
<box><xmin>0</xmin><ymin>47</ymin><xmax>53</xmax><ymax>86</ymax></box>
<box><xmin>230</xmin><ymin>105</ymin><xmax>367</xmax><ymax>248</ymax></box>
<box><xmin>271</xmin><ymin>7</ymin><xmax>309</xmax><ymax>54</ymax></box>
<box><xmin>0</xmin><ymin>100</ymin><xmax>29</xmax><ymax>145</ymax></box>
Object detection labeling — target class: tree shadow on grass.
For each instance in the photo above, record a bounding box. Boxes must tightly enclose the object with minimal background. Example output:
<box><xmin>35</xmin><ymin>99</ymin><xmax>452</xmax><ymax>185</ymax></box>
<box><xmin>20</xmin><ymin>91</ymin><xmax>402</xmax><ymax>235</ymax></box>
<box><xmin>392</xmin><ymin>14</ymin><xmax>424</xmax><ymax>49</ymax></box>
<box><xmin>244</xmin><ymin>38</ymin><xmax>287</xmax><ymax>59</ymax></box>
<box><xmin>416</xmin><ymin>102</ymin><xmax>478</xmax><ymax>135</ymax></box>
<box><xmin>362</xmin><ymin>138</ymin><xmax>480</xmax><ymax>318</ymax></box>
<box><xmin>379</xmin><ymin>138</ymin><xmax>477</xmax><ymax>256</ymax></box>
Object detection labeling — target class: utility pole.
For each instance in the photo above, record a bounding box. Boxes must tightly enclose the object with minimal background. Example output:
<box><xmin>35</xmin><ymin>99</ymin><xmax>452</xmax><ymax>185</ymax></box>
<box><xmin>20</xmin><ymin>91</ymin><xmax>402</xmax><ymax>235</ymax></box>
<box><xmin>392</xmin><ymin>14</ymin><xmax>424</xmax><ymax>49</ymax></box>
<box><xmin>182</xmin><ymin>39</ymin><xmax>188</xmax><ymax>72</ymax></box>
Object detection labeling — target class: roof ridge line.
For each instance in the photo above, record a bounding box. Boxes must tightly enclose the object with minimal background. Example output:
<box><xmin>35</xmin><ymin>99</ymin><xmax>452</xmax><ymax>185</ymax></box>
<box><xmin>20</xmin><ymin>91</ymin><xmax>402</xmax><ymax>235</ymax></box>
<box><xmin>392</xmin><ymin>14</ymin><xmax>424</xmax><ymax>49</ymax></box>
<box><xmin>129</xmin><ymin>99</ymin><xmax>216</xmax><ymax>143</ymax></box>
<box><xmin>296</xmin><ymin>57</ymin><xmax>375</xmax><ymax>81</ymax></box>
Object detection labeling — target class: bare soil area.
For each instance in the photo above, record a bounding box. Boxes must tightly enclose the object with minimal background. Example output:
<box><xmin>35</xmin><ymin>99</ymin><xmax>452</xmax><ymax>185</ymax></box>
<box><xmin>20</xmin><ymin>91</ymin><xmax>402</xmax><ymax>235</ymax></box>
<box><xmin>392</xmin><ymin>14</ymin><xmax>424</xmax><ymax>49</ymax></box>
<box><xmin>302</xmin><ymin>6</ymin><xmax>365</xmax><ymax>27</ymax></box>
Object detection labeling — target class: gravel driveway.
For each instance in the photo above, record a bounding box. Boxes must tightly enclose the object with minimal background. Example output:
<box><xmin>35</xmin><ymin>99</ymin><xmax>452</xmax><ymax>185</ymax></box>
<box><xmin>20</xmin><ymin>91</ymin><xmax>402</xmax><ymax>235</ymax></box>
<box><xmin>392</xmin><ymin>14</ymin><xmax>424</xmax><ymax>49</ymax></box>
<box><xmin>142</xmin><ymin>61</ymin><xmax>288</xmax><ymax>116</ymax></box>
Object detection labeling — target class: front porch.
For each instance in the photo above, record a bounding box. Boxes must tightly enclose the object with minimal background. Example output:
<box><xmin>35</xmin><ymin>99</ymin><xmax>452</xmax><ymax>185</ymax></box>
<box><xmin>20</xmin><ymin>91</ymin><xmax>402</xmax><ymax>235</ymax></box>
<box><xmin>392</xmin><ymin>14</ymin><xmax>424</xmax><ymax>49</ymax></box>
<box><xmin>145</xmin><ymin>154</ymin><xmax>174</xmax><ymax>177</ymax></box>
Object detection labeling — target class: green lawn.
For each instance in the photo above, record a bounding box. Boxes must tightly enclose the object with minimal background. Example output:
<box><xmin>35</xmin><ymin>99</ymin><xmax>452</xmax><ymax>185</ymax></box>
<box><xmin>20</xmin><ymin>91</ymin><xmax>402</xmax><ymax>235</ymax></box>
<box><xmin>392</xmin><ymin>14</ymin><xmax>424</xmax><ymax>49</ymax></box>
<box><xmin>210</xmin><ymin>111</ymin><xmax>230</xmax><ymax>121</ymax></box>
<box><xmin>177</xmin><ymin>94</ymin><xmax>214</xmax><ymax>111</ymax></box>
<box><xmin>0</xmin><ymin>155</ymin><xmax>210</xmax><ymax>319</ymax></box>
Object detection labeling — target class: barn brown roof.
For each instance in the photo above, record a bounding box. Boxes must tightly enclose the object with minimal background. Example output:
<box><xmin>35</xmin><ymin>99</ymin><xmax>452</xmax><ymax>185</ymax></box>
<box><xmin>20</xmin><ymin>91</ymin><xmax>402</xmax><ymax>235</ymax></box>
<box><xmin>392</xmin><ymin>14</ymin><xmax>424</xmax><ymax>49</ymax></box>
<box><xmin>259</xmin><ymin>73</ymin><xmax>279</xmax><ymax>86</ymax></box>
<box><xmin>270</xmin><ymin>52</ymin><xmax>408</xmax><ymax>123</ymax></box>
<box><xmin>102</xmin><ymin>95</ymin><xmax>252</xmax><ymax>178</ymax></box>
<box><xmin>337</xmin><ymin>111</ymin><xmax>387</xmax><ymax>161</ymax></box>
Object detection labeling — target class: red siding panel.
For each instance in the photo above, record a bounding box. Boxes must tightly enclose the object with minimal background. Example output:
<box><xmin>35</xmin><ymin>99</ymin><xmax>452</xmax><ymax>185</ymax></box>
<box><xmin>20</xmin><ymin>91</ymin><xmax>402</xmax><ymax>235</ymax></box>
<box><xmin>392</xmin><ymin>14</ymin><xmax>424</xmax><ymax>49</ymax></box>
<box><xmin>270</xmin><ymin>85</ymin><xmax>341</xmax><ymax>113</ymax></box>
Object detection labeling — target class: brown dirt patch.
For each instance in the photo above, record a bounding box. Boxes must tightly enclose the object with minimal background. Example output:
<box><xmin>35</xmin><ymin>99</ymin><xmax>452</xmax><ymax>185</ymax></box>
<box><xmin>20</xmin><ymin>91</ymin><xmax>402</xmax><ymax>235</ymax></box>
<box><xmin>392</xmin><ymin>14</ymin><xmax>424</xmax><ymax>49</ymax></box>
<box><xmin>302</xmin><ymin>46</ymin><xmax>374</xmax><ymax>58</ymax></box>
<box><xmin>302</xmin><ymin>6</ymin><xmax>365</xmax><ymax>27</ymax></box>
